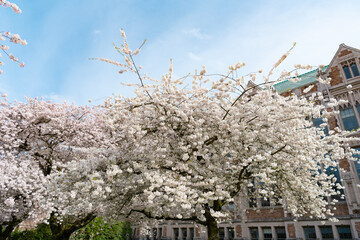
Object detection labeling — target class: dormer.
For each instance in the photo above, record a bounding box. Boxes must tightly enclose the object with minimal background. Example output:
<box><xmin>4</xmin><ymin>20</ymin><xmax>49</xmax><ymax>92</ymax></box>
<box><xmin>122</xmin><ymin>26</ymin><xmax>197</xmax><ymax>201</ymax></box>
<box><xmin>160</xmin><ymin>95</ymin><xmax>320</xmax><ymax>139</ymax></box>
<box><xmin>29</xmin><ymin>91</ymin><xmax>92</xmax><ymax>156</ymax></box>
<box><xmin>325</xmin><ymin>44</ymin><xmax>360</xmax><ymax>88</ymax></box>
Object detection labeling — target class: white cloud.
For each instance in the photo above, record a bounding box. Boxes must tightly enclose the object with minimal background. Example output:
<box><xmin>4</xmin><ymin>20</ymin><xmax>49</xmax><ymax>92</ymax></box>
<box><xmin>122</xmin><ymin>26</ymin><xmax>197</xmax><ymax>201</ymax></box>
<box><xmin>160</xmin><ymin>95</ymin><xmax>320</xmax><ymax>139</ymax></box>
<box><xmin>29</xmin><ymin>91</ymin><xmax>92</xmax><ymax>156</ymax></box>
<box><xmin>92</xmin><ymin>30</ymin><xmax>101</xmax><ymax>35</ymax></box>
<box><xmin>184</xmin><ymin>28</ymin><xmax>210</xmax><ymax>40</ymax></box>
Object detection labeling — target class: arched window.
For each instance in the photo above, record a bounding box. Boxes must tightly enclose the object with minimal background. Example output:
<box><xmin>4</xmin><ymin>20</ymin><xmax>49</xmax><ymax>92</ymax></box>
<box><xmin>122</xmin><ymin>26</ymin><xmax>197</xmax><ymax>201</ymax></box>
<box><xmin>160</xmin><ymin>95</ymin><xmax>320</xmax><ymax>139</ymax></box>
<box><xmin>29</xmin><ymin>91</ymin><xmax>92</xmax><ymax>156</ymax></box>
<box><xmin>351</xmin><ymin>62</ymin><xmax>359</xmax><ymax>77</ymax></box>
<box><xmin>343</xmin><ymin>64</ymin><xmax>352</xmax><ymax>79</ymax></box>
<box><xmin>341</xmin><ymin>59</ymin><xmax>360</xmax><ymax>79</ymax></box>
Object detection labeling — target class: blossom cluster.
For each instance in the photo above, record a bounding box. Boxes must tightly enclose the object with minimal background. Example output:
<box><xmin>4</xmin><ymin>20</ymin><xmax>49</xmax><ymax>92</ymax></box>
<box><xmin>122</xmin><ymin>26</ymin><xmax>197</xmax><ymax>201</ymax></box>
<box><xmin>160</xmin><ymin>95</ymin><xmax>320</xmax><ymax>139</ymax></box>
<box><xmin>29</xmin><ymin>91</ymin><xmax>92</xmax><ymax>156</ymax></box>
<box><xmin>0</xmin><ymin>1</ymin><xmax>26</xmax><ymax>75</ymax></box>
<box><xmin>0</xmin><ymin>0</ymin><xmax>21</xmax><ymax>14</ymax></box>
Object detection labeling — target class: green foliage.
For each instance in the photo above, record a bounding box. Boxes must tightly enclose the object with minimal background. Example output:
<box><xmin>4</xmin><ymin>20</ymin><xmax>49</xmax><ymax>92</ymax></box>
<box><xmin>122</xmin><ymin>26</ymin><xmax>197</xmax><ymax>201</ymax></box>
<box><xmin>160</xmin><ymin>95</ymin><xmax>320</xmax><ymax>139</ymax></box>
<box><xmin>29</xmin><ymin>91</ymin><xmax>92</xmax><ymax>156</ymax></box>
<box><xmin>9</xmin><ymin>223</ymin><xmax>53</xmax><ymax>240</ymax></box>
<box><xmin>8</xmin><ymin>218</ymin><xmax>131</xmax><ymax>240</ymax></box>
<box><xmin>70</xmin><ymin>217</ymin><xmax>132</xmax><ymax>240</ymax></box>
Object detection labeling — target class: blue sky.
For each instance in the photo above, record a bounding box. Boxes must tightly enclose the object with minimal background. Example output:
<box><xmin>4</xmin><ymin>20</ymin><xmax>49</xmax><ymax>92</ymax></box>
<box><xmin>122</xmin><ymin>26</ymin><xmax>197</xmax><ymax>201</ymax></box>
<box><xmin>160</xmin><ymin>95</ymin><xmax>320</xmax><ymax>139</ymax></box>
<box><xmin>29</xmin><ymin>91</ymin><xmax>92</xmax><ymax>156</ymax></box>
<box><xmin>2</xmin><ymin>0</ymin><xmax>360</xmax><ymax>105</ymax></box>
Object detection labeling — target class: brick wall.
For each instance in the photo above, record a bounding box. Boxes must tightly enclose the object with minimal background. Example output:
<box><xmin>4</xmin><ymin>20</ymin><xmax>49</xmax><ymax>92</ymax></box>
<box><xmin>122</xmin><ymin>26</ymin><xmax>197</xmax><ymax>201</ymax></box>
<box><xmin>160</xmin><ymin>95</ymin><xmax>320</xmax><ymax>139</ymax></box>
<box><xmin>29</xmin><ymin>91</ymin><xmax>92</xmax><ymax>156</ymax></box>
<box><xmin>236</xmin><ymin>225</ymin><xmax>242</xmax><ymax>237</ymax></box>
<box><xmin>339</xmin><ymin>158</ymin><xmax>351</xmax><ymax>171</ymax></box>
<box><xmin>281</xmin><ymin>91</ymin><xmax>292</xmax><ymax>97</ymax></box>
<box><xmin>331</xmin><ymin>202</ymin><xmax>350</xmax><ymax>216</ymax></box>
<box><xmin>338</xmin><ymin>49</ymin><xmax>352</xmax><ymax>58</ymax></box>
<box><xmin>329</xmin><ymin>66</ymin><xmax>343</xmax><ymax>86</ymax></box>
<box><xmin>246</xmin><ymin>208</ymin><xmax>284</xmax><ymax>220</ymax></box>
<box><xmin>328</xmin><ymin>115</ymin><xmax>338</xmax><ymax>130</ymax></box>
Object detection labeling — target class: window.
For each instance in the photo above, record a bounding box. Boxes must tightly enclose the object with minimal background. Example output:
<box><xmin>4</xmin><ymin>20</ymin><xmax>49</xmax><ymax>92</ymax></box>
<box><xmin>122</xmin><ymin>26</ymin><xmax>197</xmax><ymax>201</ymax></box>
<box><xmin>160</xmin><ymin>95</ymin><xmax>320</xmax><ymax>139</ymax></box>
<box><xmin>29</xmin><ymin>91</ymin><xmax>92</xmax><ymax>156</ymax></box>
<box><xmin>249</xmin><ymin>227</ymin><xmax>259</xmax><ymax>240</ymax></box>
<box><xmin>262</xmin><ymin>227</ymin><xmax>272</xmax><ymax>240</ymax></box>
<box><xmin>326</xmin><ymin>165</ymin><xmax>345</xmax><ymax>201</ymax></box>
<box><xmin>303</xmin><ymin>226</ymin><xmax>317</xmax><ymax>240</ymax></box>
<box><xmin>248</xmin><ymin>183</ymin><xmax>257</xmax><ymax>208</ymax></box>
<box><xmin>342</xmin><ymin>59</ymin><xmax>359</xmax><ymax>79</ymax></box>
<box><xmin>343</xmin><ymin>65</ymin><xmax>352</xmax><ymax>79</ymax></box>
<box><xmin>273</xmin><ymin>196</ymin><xmax>282</xmax><ymax>206</ymax></box>
<box><xmin>228</xmin><ymin>227</ymin><xmax>235</xmax><ymax>240</ymax></box>
<box><xmin>174</xmin><ymin>228</ymin><xmax>179</xmax><ymax>240</ymax></box>
<box><xmin>313</xmin><ymin>117</ymin><xmax>329</xmax><ymax>135</ymax></box>
<box><xmin>181</xmin><ymin>228</ymin><xmax>187</xmax><ymax>240</ymax></box>
<box><xmin>340</xmin><ymin>106</ymin><xmax>358</xmax><ymax>131</ymax></box>
<box><xmin>261</xmin><ymin>197</ymin><xmax>271</xmax><ymax>207</ymax></box>
<box><xmin>275</xmin><ymin>227</ymin><xmax>286</xmax><ymax>240</ymax></box>
<box><xmin>223</xmin><ymin>201</ymin><xmax>235</xmax><ymax>211</ymax></box>
<box><xmin>337</xmin><ymin>225</ymin><xmax>352</xmax><ymax>239</ymax></box>
<box><xmin>320</xmin><ymin>226</ymin><xmax>334</xmax><ymax>240</ymax></box>
<box><xmin>351</xmin><ymin>62</ymin><xmax>360</xmax><ymax>77</ymax></box>
<box><xmin>219</xmin><ymin>227</ymin><xmax>225</xmax><ymax>240</ymax></box>
<box><xmin>189</xmin><ymin>228</ymin><xmax>194</xmax><ymax>240</ymax></box>
<box><xmin>353</xmin><ymin>147</ymin><xmax>360</xmax><ymax>181</ymax></box>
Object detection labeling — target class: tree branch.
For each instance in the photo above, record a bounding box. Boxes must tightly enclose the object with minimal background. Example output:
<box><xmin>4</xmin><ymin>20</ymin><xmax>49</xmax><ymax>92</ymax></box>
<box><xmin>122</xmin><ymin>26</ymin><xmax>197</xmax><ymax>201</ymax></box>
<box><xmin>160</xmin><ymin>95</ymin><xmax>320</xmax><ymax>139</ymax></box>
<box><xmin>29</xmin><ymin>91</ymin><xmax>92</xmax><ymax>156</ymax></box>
<box><xmin>271</xmin><ymin>145</ymin><xmax>287</xmax><ymax>156</ymax></box>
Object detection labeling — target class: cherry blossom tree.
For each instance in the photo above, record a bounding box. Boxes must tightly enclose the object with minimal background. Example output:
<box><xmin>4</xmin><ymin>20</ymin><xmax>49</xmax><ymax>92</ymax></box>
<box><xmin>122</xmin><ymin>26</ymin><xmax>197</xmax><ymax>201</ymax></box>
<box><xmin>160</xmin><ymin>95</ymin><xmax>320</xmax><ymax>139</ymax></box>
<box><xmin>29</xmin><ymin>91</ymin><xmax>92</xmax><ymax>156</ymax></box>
<box><xmin>0</xmin><ymin>97</ymin><xmax>112</xmax><ymax>240</ymax></box>
<box><xmin>95</xmin><ymin>33</ymin><xmax>357</xmax><ymax>240</ymax></box>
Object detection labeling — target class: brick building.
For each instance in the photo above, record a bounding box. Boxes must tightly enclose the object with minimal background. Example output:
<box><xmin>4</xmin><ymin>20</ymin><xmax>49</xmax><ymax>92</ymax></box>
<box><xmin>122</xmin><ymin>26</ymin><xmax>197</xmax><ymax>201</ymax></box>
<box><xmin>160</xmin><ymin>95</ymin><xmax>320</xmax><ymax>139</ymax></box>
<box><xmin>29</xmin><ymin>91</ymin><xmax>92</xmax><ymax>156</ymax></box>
<box><xmin>134</xmin><ymin>44</ymin><xmax>360</xmax><ymax>240</ymax></box>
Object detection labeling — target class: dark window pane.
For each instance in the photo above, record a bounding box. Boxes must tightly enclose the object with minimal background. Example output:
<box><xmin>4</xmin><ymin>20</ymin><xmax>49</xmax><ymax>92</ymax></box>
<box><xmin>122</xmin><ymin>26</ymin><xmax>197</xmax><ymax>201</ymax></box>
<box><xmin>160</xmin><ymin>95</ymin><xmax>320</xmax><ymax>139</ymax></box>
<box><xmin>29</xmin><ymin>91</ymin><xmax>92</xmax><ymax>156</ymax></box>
<box><xmin>313</xmin><ymin>117</ymin><xmax>329</xmax><ymax>135</ymax></box>
<box><xmin>340</xmin><ymin>107</ymin><xmax>358</xmax><ymax>131</ymax></box>
<box><xmin>343</xmin><ymin>65</ymin><xmax>352</xmax><ymax>79</ymax></box>
<box><xmin>189</xmin><ymin>228</ymin><xmax>194</xmax><ymax>240</ymax></box>
<box><xmin>337</xmin><ymin>225</ymin><xmax>352</xmax><ymax>239</ymax></box>
<box><xmin>228</xmin><ymin>227</ymin><xmax>235</xmax><ymax>240</ymax></box>
<box><xmin>262</xmin><ymin>227</ymin><xmax>272</xmax><ymax>240</ymax></box>
<box><xmin>275</xmin><ymin>227</ymin><xmax>286</xmax><ymax>240</ymax></box>
<box><xmin>249</xmin><ymin>197</ymin><xmax>257</xmax><ymax>208</ymax></box>
<box><xmin>174</xmin><ymin>228</ymin><xmax>179</xmax><ymax>240</ymax></box>
<box><xmin>326</xmin><ymin>165</ymin><xmax>345</xmax><ymax>201</ymax></box>
<box><xmin>219</xmin><ymin>227</ymin><xmax>225</xmax><ymax>240</ymax></box>
<box><xmin>353</xmin><ymin>147</ymin><xmax>360</xmax><ymax>181</ymax></box>
<box><xmin>320</xmin><ymin>226</ymin><xmax>334</xmax><ymax>240</ymax></box>
<box><xmin>351</xmin><ymin>63</ymin><xmax>359</xmax><ymax>77</ymax></box>
<box><xmin>249</xmin><ymin>227</ymin><xmax>259</xmax><ymax>240</ymax></box>
<box><xmin>248</xmin><ymin>183</ymin><xmax>257</xmax><ymax>208</ymax></box>
<box><xmin>181</xmin><ymin>228</ymin><xmax>187</xmax><ymax>240</ymax></box>
<box><xmin>303</xmin><ymin>226</ymin><xmax>317</xmax><ymax>240</ymax></box>
<box><xmin>261</xmin><ymin>197</ymin><xmax>270</xmax><ymax>207</ymax></box>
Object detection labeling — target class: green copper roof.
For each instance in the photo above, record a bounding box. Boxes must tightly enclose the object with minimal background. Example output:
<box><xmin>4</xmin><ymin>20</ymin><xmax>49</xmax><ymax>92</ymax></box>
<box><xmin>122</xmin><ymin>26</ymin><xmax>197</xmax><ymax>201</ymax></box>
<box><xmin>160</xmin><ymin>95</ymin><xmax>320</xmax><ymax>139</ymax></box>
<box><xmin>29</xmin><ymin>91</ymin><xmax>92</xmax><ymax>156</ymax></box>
<box><xmin>273</xmin><ymin>66</ymin><xmax>328</xmax><ymax>93</ymax></box>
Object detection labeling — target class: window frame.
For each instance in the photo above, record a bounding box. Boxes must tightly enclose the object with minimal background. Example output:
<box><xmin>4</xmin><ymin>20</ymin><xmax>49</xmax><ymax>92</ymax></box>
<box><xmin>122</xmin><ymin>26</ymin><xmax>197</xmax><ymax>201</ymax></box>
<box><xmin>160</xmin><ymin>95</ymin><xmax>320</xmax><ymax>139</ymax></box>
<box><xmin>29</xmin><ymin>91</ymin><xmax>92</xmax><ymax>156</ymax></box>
<box><xmin>340</xmin><ymin>105</ymin><xmax>359</xmax><ymax>131</ymax></box>
<box><xmin>341</xmin><ymin>58</ymin><xmax>360</xmax><ymax>79</ymax></box>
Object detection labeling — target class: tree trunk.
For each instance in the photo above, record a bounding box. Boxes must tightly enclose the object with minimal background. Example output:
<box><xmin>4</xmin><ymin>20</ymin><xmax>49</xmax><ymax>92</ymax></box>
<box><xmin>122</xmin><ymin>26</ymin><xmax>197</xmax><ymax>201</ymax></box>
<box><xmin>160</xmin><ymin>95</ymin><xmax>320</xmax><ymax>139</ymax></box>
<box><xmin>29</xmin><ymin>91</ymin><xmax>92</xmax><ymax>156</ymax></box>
<box><xmin>49</xmin><ymin>212</ymin><xmax>96</xmax><ymax>240</ymax></box>
<box><xmin>204</xmin><ymin>204</ymin><xmax>219</xmax><ymax>240</ymax></box>
<box><xmin>206</xmin><ymin>218</ymin><xmax>219</xmax><ymax>240</ymax></box>
<box><xmin>0</xmin><ymin>218</ymin><xmax>22</xmax><ymax>240</ymax></box>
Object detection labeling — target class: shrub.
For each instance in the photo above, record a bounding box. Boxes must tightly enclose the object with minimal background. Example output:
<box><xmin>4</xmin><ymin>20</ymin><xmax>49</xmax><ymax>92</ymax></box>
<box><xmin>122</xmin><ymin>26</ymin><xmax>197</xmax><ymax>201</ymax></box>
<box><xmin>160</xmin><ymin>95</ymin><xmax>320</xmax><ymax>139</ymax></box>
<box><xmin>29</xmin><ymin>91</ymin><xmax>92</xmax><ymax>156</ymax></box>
<box><xmin>70</xmin><ymin>217</ymin><xmax>132</xmax><ymax>240</ymax></box>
